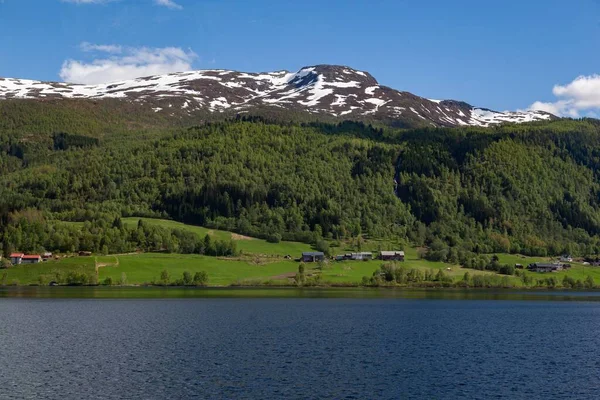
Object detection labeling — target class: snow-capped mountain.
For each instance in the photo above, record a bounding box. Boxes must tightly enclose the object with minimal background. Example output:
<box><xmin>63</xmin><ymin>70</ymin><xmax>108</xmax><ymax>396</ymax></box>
<box><xmin>0</xmin><ymin>65</ymin><xmax>554</xmax><ymax>127</ymax></box>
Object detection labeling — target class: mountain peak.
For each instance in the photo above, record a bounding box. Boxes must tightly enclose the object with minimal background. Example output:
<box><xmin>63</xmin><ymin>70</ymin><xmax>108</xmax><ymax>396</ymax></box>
<box><xmin>0</xmin><ymin>65</ymin><xmax>554</xmax><ymax>128</ymax></box>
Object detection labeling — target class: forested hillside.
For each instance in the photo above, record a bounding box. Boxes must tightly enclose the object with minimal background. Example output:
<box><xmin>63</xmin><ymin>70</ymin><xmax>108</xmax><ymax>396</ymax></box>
<box><xmin>1</xmin><ymin>103</ymin><xmax>600</xmax><ymax>261</ymax></box>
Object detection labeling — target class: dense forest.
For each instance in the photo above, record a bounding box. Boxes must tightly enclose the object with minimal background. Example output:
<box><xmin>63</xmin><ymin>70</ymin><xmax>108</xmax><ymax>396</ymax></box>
<box><xmin>2</xmin><ymin>101</ymin><xmax>600</xmax><ymax>263</ymax></box>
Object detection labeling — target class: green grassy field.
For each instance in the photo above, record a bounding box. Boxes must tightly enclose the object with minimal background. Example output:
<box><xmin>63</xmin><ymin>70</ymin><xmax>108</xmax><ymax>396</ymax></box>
<box><xmin>8</xmin><ymin>250</ymin><xmax>600</xmax><ymax>287</ymax></box>
<box><xmin>492</xmin><ymin>253</ymin><xmax>600</xmax><ymax>284</ymax></box>
<box><xmin>121</xmin><ymin>217</ymin><xmax>313</xmax><ymax>256</ymax></box>
<box><xmin>7</xmin><ymin>218</ymin><xmax>600</xmax><ymax>288</ymax></box>
<box><xmin>95</xmin><ymin>252</ymin><xmax>501</xmax><ymax>286</ymax></box>
<box><xmin>97</xmin><ymin>253</ymin><xmax>300</xmax><ymax>286</ymax></box>
<box><xmin>3</xmin><ymin>249</ymin><xmax>500</xmax><ymax>286</ymax></box>
<box><xmin>2</xmin><ymin>257</ymin><xmax>95</xmax><ymax>285</ymax></box>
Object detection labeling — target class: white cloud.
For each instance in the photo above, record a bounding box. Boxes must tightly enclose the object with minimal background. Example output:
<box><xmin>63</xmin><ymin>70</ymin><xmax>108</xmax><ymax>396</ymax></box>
<box><xmin>80</xmin><ymin>42</ymin><xmax>123</xmax><ymax>54</ymax></box>
<box><xmin>529</xmin><ymin>74</ymin><xmax>600</xmax><ymax>118</ymax></box>
<box><xmin>154</xmin><ymin>0</ymin><xmax>182</xmax><ymax>9</ymax></box>
<box><xmin>59</xmin><ymin>44</ymin><xmax>197</xmax><ymax>84</ymax></box>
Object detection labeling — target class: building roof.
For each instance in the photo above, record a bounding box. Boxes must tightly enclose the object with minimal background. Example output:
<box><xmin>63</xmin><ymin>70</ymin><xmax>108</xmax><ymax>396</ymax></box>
<box><xmin>302</xmin><ymin>252</ymin><xmax>325</xmax><ymax>256</ymax></box>
<box><xmin>10</xmin><ymin>253</ymin><xmax>24</xmax><ymax>258</ymax></box>
<box><xmin>380</xmin><ymin>251</ymin><xmax>405</xmax><ymax>256</ymax></box>
<box><xmin>22</xmin><ymin>255</ymin><xmax>41</xmax><ymax>259</ymax></box>
<box><xmin>529</xmin><ymin>263</ymin><xmax>560</xmax><ymax>268</ymax></box>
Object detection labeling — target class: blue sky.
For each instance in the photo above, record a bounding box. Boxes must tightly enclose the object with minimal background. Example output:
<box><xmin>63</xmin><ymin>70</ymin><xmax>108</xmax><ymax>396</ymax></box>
<box><xmin>0</xmin><ymin>0</ymin><xmax>599</xmax><ymax>115</ymax></box>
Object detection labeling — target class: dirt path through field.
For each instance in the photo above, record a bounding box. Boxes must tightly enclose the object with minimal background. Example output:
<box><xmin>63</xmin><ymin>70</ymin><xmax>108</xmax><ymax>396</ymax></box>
<box><xmin>269</xmin><ymin>272</ymin><xmax>296</xmax><ymax>280</ymax></box>
<box><xmin>231</xmin><ymin>233</ymin><xmax>254</xmax><ymax>241</ymax></box>
<box><xmin>95</xmin><ymin>256</ymin><xmax>120</xmax><ymax>274</ymax></box>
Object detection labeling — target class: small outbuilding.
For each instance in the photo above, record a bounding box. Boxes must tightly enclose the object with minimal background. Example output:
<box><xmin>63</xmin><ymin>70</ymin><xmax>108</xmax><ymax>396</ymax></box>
<box><xmin>379</xmin><ymin>251</ymin><xmax>405</xmax><ymax>262</ymax></box>
<box><xmin>10</xmin><ymin>253</ymin><xmax>24</xmax><ymax>265</ymax></box>
<box><xmin>21</xmin><ymin>255</ymin><xmax>42</xmax><ymax>264</ymax></box>
<box><xmin>350</xmin><ymin>252</ymin><xmax>373</xmax><ymax>261</ymax></box>
<box><xmin>302</xmin><ymin>252</ymin><xmax>325</xmax><ymax>263</ymax></box>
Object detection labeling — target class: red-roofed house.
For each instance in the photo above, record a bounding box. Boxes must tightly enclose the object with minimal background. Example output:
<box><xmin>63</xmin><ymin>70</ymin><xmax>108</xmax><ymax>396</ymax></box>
<box><xmin>10</xmin><ymin>253</ymin><xmax>24</xmax><ymax>265</ymax></box>
<box><xmin>21</xmin><ymin>255</ymin><xmax>42</xmax><ymax>264</ymax></box>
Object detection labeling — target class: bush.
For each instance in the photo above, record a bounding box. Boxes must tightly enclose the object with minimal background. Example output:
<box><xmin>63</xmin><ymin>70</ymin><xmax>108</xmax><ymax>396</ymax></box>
<box><xmin>182</xmin><ymin>271</ymin><xmax>193</xmax><ymax>285</ymax></box>
<box><xmin>65</xmin><ymin>270</ymin><xmax>90</xmax><ymax>286</ymax></box>
<box><xmin>498</xmin><ymin>264</ymin><xmax>515</xmax><ymax>276</ymax></box>
<box><xmin>266</xmin><ymin>233</ymin><xmax>282</xmax><ymax>244</ymax></box>
<box><xmin>314</xmin><ymin>239</ymin><xmax>330</xmax><ymax>256</ymax></box>
<box><xmin>193</xmin><ymin>271</ymin><xmax>209</xmax><ymax>286</ymax></box>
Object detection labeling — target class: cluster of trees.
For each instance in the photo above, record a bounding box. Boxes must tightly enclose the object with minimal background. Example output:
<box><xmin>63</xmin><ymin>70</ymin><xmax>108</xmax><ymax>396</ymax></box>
<box><xmin>397</xmin><ymin>120</ymin><xmax>600</xmax><ymax>258</ymax></box>
<box><xmin>362</xmin><ymin>263</ymin><xmax>597</xmax><ymax>289</ymax></box>
<box><xmin>421</xmin><ymin>245</ymin><xmax>515</xmax><ymax>275</ymax></box>
<box><xmin>294</xmin><ymin>263</ymin><xmax>324</xmax><ymax>286</ymax></box>
<box><xmin>154</xmin><ymin>269</ymin><xmax>209</xmax><ymax>286</ymax></box>
<box><xmin>365</xmin><ymin>263</ymin><xmax>454</xmax><ymax>287</ymax></box>
<box><xmin>0</xmin><ymin>119</ymin><xmax>412</xmax><ymax>250</ymax></box>
<box><xmin>5</xmin><ymin>109</ymin><xmax>600</xmax><ymax>259</ymax></box>
<box><xmin>0</xmin><ymin>210</ymin><xmax>237</xmax><ymax>258</ymax></box>
<box><xmin>28</xmin><ymin>269</ymin><xmax>210</xmax><ymax>287</ymax></box>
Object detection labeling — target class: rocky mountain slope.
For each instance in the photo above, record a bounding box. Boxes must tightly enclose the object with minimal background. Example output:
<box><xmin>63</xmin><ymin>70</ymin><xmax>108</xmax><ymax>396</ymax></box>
<box><xmin>0</xmin><ymin>65</ymin><xmax>554</xmax><ymax>127</ymax></box>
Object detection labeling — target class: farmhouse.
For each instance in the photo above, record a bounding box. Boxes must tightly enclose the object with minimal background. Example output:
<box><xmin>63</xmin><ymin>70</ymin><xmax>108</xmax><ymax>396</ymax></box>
<box><xmin>302</xmin><ymin>252</ymin><xmax>325</xmax><ymax>263</ymax></box>
<box><xmin>21</xmin><ymin>255</ymin><xmax>42</xmax><ymax>264</ymax></box>
<box><xmin>380</xmin><ymin>251</ymin><xmax>405</xmax><ymax>262</ymax></box>
<box><xmin>10</xmin><ymin>253</ymin><xmax>24</xmax><ymax>265</ymax></box>
<box><xmin>527</xmin><ymin>263</ymin><xmax>563</xmax><ymax>273</ymax></box>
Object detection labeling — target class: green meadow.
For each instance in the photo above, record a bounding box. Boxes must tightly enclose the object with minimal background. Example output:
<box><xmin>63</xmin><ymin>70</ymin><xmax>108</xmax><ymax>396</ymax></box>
<box><xmin>121</xmin><ymin>217</ymin><xmax>313</xmax><ymax>256</ymax></box>
<box><xmin>493</xmin><ymin>253</ymin><xmax>600</xmax><ymax>284</ymax></box>
<box><xmin>1</xmin><ymin>257</ymin><xmax>95</xmax><ymax>286</ymax></box>
<box><xmin>4</xmin><ymin>218</ymin><xmax>600</xmax><ymax>288</ymax></box>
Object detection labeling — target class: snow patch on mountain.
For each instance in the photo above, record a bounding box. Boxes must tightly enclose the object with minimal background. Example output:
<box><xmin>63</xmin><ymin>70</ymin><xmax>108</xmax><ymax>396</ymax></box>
<box><xmin>0</xmin><ymin>65</ymin><xmax>556</xmax><ymax>127</ymax></box>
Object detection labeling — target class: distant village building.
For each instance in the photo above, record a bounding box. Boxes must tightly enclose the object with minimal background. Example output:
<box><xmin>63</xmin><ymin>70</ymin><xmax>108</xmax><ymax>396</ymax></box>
<box><xmin>302</xmin><ymin>252</ymin><xmax>325</xmax><ymax>263</ymax></box>
<box><xmin>10</xmin><ymin>253</ymin><xmax>24</xmax><ymax>265</ymax></box>
<box><xmin>379</xmin><ymin>251</ymin><xmax>405</xmax><ymax>262</ymax></box>
<box><xmin>21</xmin><ymin>255</ymin><xmax>42</xmax><ymax>264</ymax></box>
<box><xmin>350</xmin><ymin>252</ymin><xmax>373</xmax><ymax>261</ymax></box>
<box><xmin>42</xmin><ymin>252</ymin><xmax>53</xmax><ymax>261</ymax></box>
<box><xmin>560</xmin><ymin>255</ymin><xmax>573</xmax><ymax>263</ymax></box>
<box><xmin>527</xmin><ymin>263</ymin><xmax>563</xmax><ymax>273</ymax></box>
<box><xmin>334</xmin><ymin>252</ymin><xmax>374</xmax><ymax>261</ymax></box>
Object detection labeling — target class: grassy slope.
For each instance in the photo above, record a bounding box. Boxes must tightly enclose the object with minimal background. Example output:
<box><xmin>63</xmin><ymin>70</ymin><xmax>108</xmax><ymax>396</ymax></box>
<box><xmin>97</xmin><ymin>254</ymin><xmax>298</xmax><ymax>286</ymax></box>
<box><xmin>2</xmin><ymin>257</ymin><xmax>95</xmax><ymax>285</ymax></box>
<box><xmin>98</xmin><ymin>253</ymin><xmax>491</xmax><ymax>287</ymax></box>
<box><xmin>122</xmin><ymin>218</ymin><xmax>313</xmax><ymax>256</ymax></box>
<box><xmin>494</xmin><ymin>254</ymin><xmax>600</xmax><ymax>283</ymax></box>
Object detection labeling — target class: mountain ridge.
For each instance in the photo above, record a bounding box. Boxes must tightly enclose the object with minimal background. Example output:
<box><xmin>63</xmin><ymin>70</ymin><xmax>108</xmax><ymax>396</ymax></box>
<box><xmin>0</xmin><ymin>64</ymin><xmax>555</xmax><ymax>128</ymax></box>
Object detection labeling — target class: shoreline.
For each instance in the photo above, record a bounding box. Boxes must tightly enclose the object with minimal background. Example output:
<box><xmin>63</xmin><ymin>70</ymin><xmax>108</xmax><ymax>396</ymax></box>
<box><xmin>3</xmin><ymin>285</ymin><xmax>600</xmax><ymax>301</ymax></box>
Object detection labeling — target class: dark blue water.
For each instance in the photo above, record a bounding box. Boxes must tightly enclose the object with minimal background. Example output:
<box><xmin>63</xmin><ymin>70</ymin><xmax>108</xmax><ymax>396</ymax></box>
<box><xmin>1</xmin><ymin>299</ymin><xmax>600</xmax><ymax>399</ymax></box>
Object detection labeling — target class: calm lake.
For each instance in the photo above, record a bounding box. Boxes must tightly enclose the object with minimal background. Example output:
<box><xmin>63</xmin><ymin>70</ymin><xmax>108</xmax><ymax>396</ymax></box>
<box><xmin>1</xmin><ymin>289</ymin><xmax>600</xmax><ymax>399</ymax></box>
